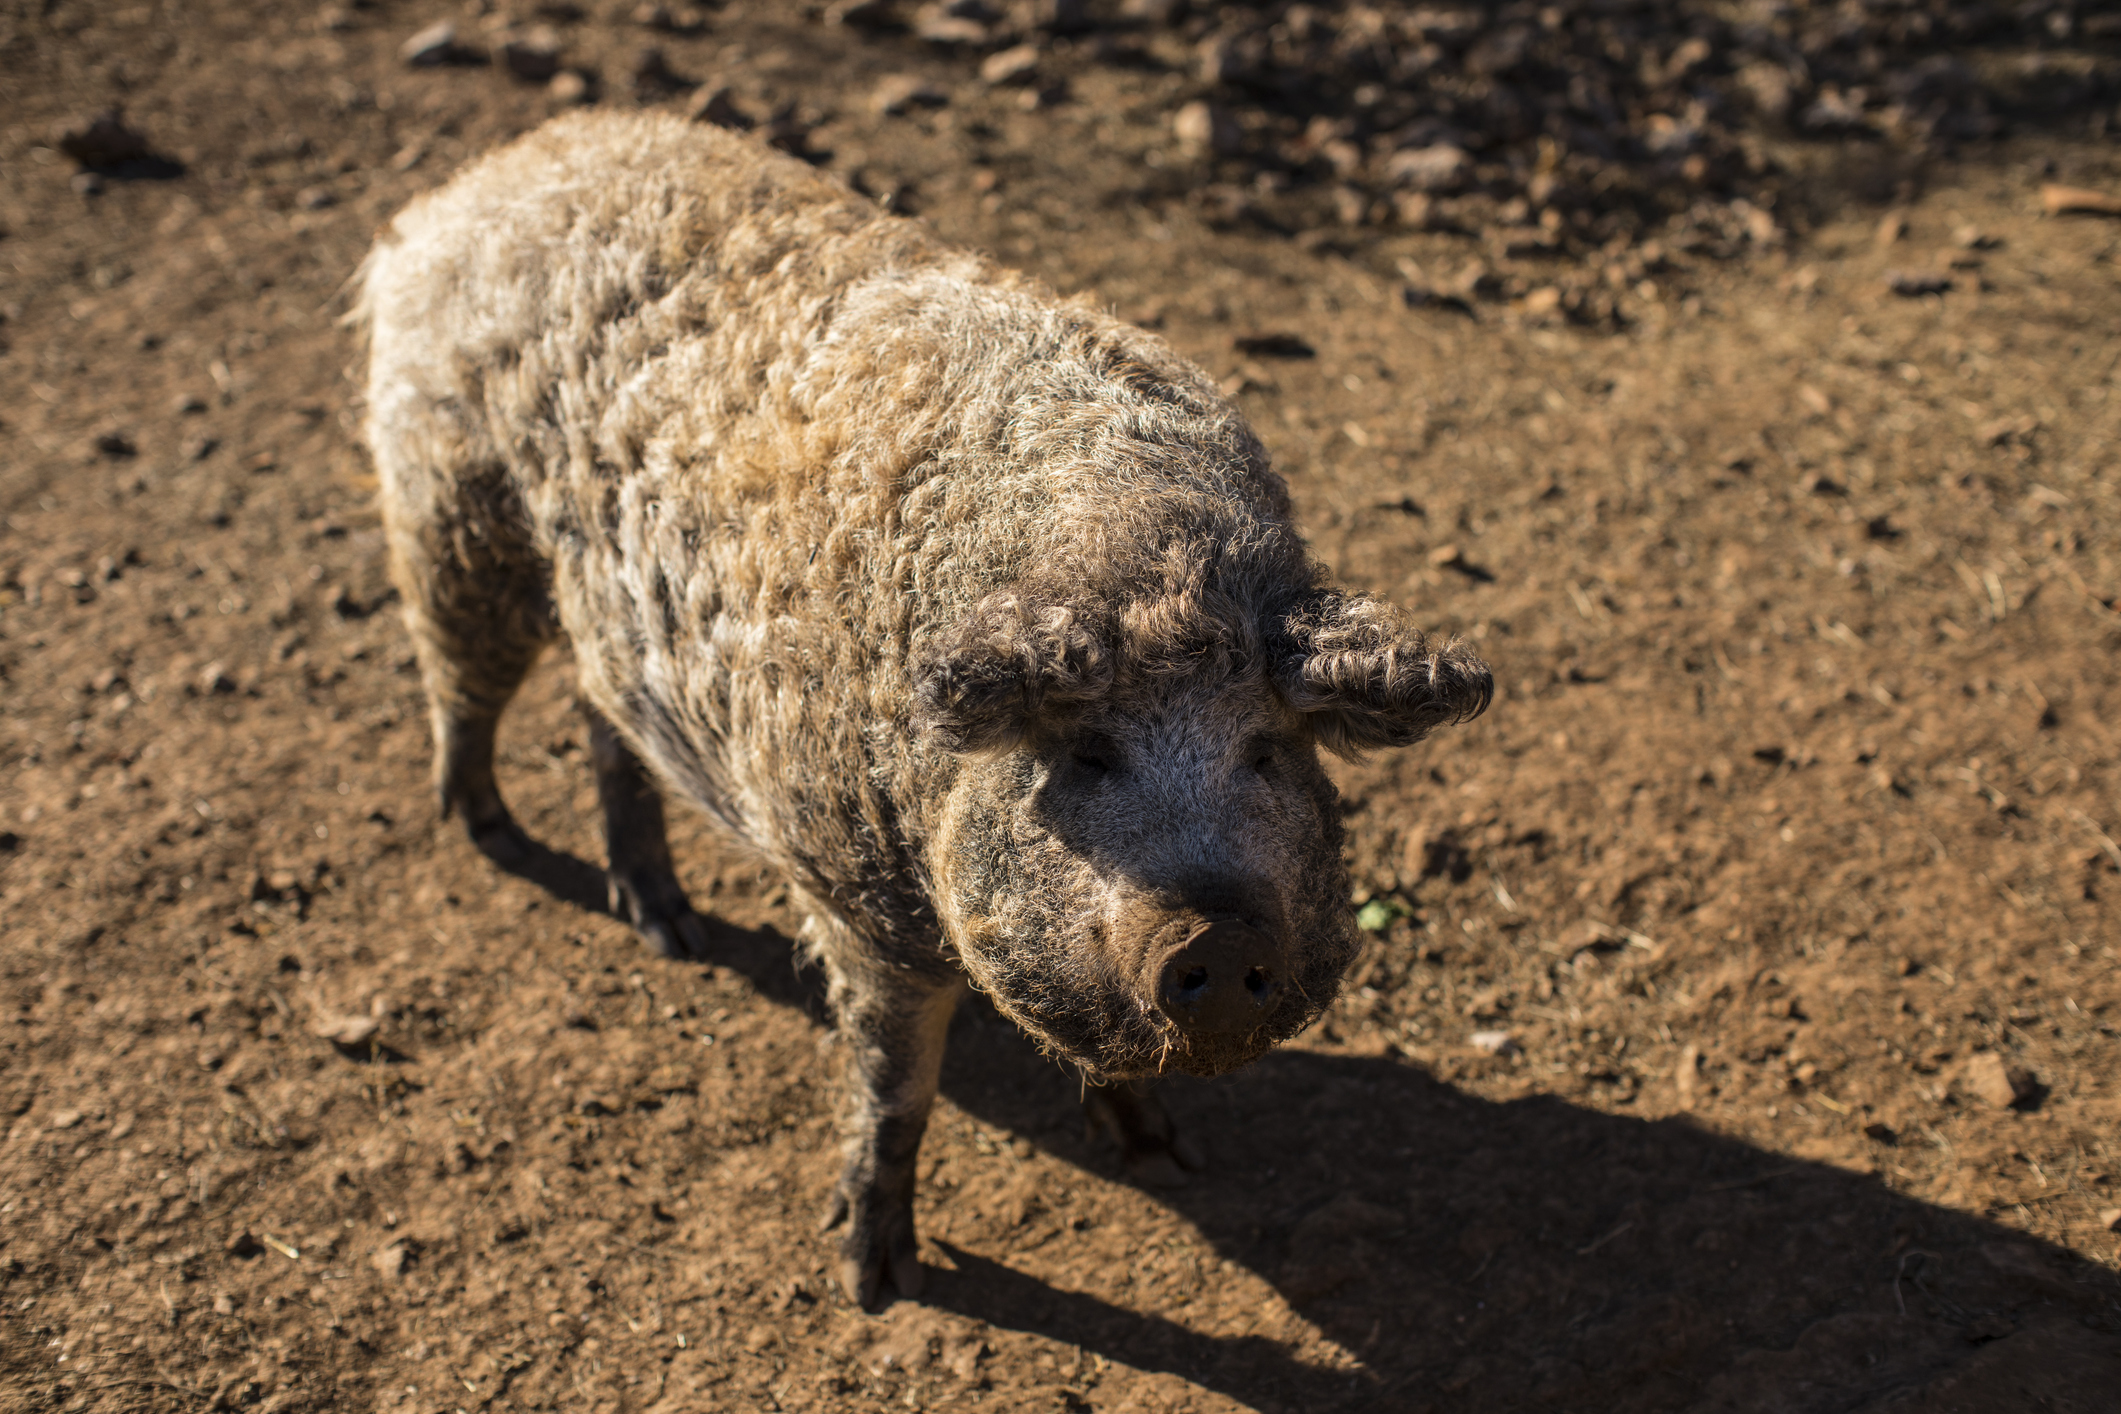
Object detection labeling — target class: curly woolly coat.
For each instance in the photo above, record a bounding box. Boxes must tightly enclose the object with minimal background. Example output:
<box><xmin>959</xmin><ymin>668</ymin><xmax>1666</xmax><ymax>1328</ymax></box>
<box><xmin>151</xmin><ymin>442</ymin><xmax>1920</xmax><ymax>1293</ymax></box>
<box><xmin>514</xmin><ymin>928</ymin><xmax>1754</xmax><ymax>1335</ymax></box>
<box><xmin>355</xmin><ymin>110</ymin><xmax>1490</xmax><ymax>1305</ymax></box>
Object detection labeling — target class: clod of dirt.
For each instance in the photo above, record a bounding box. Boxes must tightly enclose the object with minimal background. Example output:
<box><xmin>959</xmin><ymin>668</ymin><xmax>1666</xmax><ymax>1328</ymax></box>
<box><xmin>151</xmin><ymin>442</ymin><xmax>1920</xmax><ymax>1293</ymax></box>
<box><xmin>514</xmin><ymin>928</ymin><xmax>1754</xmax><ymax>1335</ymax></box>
<box><xmin>870</xmin><ymin>73</ymin><xmax>945</xmax><ymax>116</ymax></box>
<box><xmin>399</xmin><ymin>20</ymin><xmax>471</xmax><ymax>67</ymax></box>
<box><xmin>1471</xmin><ymin>1028</ymin><xmax>1518</xmax><ymax>1056</ymax></box>
<box><xmin>914</xmin><ymin>9</ymin><xmax>992</xmax><ymax>47</ymax></box>
<box><xmin>54</xmin><ymin>110</ymin><xmax>151</xmax><ymax>170</ymax></box>
<box><xmin>1885</xmin><ymin>270</ymin><xmax>1952</xmax><ymax>297</ymax></box>
<box><xmin>371</xmin><ymin>1240</ymin><xmax>415</xmax><ymax>1278</ymax></box>
<box><xmin>1172</xmin><ymin>100</ymin><xmax>1241</xmax><ymax>158</ymax></box>
<box><xmin>48</xmin><ymin>1108</ymin><xmax>83</xmax><ymax>1130</ymax></box>
<box><xmin>1233</xmin><ymin>331</ymin><xmax>1314</xmax><ymax>359</ymax></box>
<box><xmin>979</xmin><ymin>43</ymin><xmax>1040</xmax><ymax>86</ymax></box>
<box><xmin>1386</xmin><ymin>143</ymin><xmax>1470</xmax><ymax>194</ymax></box>
<box><xmin>827</xmin><ymin>0</ymin><xmax>897</xmax><ymax>29</ymax></box>
<box><xmin>1676</xmin><ymin>1043</ymin><xmax>1703</xmax><ymax>1106</ymax></box>
<box><xmin>2039</xmin><ymin>184</ymin><xmax>2121</xmax><ymax>218</ymax></box>
<box><xmin>548</xmin><ymin>70</ymin><xmax>595</xmax><ymax>105</ymax></box>
<box><xmin>501</xmin><ymin>28</ymin><xmax>564</xmax><ymax>82</ymax></box>
<box><xmin>1961</xmin><ymin>1052</ymin><xmax>2039</xmax><ymax>1110</ymax></box>
<box><xmin>312</xmin><ymin>1014</ymin><xmax>379</xmax><ymax>1049</ymax></box>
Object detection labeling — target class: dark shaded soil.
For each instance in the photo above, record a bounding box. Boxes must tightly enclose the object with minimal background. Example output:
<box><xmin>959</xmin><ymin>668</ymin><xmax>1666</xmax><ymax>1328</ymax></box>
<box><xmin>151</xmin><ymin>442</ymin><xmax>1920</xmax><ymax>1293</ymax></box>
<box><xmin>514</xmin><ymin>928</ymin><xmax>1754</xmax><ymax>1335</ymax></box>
<box><xmin>3</xmin><ymin>3</ymin><xmax>2119</xmax><ymax>1411</ymax></box>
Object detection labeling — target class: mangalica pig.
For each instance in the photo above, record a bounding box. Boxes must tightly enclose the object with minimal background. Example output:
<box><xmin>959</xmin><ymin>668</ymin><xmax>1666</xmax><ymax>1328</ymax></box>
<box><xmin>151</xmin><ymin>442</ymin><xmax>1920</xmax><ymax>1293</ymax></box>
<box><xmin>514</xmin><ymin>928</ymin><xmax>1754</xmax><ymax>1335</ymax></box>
<box><xmin>355</xmin><ymin>111</ymin><xmax>1491</xmax><ymax>1306</ymax></box>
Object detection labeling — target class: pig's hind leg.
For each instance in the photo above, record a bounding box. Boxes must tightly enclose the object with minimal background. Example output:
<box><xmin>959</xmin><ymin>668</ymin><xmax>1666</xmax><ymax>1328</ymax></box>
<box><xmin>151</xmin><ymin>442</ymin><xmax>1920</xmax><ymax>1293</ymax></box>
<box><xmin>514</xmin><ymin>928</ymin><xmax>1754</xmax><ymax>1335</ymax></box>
<box><xmin>585</xmin><ymin>707</ymin><xmax>709</xmax><ymax>960</ymax></box>
<box><xmin>381</xmin><ymin>452</ymin><xmax>556</xmax><ymax>866</ymax></box>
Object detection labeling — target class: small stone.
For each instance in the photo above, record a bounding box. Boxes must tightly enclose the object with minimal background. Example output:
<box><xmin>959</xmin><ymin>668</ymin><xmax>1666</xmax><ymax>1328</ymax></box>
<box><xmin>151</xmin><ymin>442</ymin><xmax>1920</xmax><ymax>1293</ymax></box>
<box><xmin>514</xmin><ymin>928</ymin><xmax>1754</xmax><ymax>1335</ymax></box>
<box><xmin>2098</xmin><ymin>1208</ymin><xmax>2121</xmax><ymax>1232</ymax></box>
<box><xmin>914</xmin><ymin>14</ymin><xmax>990</xmax><ymax>46</ymax></box>
<box><xmin>55</xmin><ymin>109</ymin><xmax>151</xmax><ymax>169</ymax></box>
<box><xmin>108</xmin><ymin>1111</ymin><xmax>136</xmax><ymax>1139</ymax></box>
<box><xmin>314</xmin><ymin>1014</ymin><xmax>379</xmax><ymax>1048</ymax></box>
<box><xmin>1428</xmin><ymin>543</ymin><xmax>1465</xmax><ymax>567</ymax></box>
<box><xmin>295</xmin><ymin>185</ymin><xmax>336</xmax><ymax>210</ymax></box>
<box><xmin>1675</xmin><ymin>1043</ymin><xmax>1702</xmax><ymax>1105</ymax></box>
<box><xmin>198</xmin><ymin>662</ymin><xmax>236</xmax><ymax>695</ymax></box>
<box><xmin>826</xmin><ymin>0</ymin><xmax>896</xmax><ymax>27</ymax></box>
<box><xmin>1385</xmin><ymin>143</ymin><xmax>1469</xmax><ymax>193</ymax></box>
<box><xmin>49</xmin><ymin>1109</ymin><xmax>83</xmax><ymax>1131</ymax></box>
<box><xmin>371</xmin><ymin>1241</ymin><xmax>411</xmax><ymax>1279</ymax></box>
<box><xmin>1172</xmin><ymin>100</ymin><xmax>1242</xmax><ymax>157</ymax></box>
<box><xmin>172</xmin><ymin>393</ymin><xmax>208</xmax><ymax>415</ymax></box>
<box><xmin>399</xmin><ymin>20</ymin><xmax>461</xmax><ymax>66</ymax></box>
<box><xmin>1470</xmin><ymin>1029</ymin><xmax>1518</xmax><ymax>1056</ymax></box>
<box><xmin>2040</xmin><ymin>183</ymin><xmax>2121</xmax><ymax>218</ymax></box>
<box><xmin>1521</xmin><ymin>285</ymin><xmax>1563</xmax><ymax>317</ymax></box>
<box><xmin>1885</xmin><ymin>269</ymin><xmax>1951</xmax><ymax>297</ymax></box>
<box><xmin>1863</xmin><ymin>1122</ymin><xmax>1897</xmax><ymax>1144</ymax></box>
<box><xmin>212</xmin><ymin>1292</ymin><xmax>237</xmax><ymax>1316</ymax></box>
<box><xmin>1874</xmin><ymin>210</ymin><xmax>1907</xmax><ymax>247</ymax></box>
<box><xmin>1960</xmin><ymin>1051</ymin><xmax>2036</xmax><ymax>1109</ymax></box>
<box><xmin>979</xmin><ymin>44</ymin><xmax>1041</xmax><ymax>86</ymax></box>
<box><xmin>72</xmin><ymin>172</ymin><xmax>106</xmax><ymax>197</ymax></box>
<box><xmin>548</xmin><ymin>71</ymin><xmax>594</xmax><ymax>105</ymax></box>
<box><xmin>870</xmin><ymin>74</ymin><xmax>946</xmax><ymax>116</ymax></box>
<box><xmin>686</xmin><ymin>83</ymin><xmax>751</xmax><ymax>127</ymax></box>
<box><xmin>502</xmin><ymin>28</ymin><xmax>563</xmax><ymax>82</ymax></box>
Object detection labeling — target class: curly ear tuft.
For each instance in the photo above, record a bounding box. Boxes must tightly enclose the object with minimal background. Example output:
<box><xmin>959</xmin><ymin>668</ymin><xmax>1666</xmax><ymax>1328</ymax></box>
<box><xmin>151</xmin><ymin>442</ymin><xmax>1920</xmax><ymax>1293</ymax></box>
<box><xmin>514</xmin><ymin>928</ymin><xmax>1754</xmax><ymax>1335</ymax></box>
<box><xmin>913</xmin><ymin>592</ymin><xmax>1113</xmax><ymax>757</ymax></box>
<box><xmin>1272</xmin><ymin>593</ymin><xmax>1493</xmax><ymax>757</ymax></box>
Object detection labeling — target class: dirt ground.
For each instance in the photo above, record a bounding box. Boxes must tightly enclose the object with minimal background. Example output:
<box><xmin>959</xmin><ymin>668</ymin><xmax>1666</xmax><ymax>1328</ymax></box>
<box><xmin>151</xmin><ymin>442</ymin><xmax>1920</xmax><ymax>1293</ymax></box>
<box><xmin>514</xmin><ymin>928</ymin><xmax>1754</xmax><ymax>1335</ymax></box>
<box><xmin>4</xmin><ymin>2</ymin><xmax>2121</xmax><ymax>1411</ymax></box>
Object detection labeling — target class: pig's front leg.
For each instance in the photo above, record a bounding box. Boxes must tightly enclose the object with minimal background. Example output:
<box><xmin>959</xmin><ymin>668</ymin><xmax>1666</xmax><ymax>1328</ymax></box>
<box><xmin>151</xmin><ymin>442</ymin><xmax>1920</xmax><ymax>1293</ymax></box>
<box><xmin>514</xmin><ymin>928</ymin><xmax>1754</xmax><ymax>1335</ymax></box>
<box><xmin>1084</xmin><ymin>1079</ymin><xmax>1205</xmax><ymax>1188</ymax></box>
<box><xmin>820</xmin><ymin>952</ymin><xmax>964</xmax><ymax>1308</ymax></box>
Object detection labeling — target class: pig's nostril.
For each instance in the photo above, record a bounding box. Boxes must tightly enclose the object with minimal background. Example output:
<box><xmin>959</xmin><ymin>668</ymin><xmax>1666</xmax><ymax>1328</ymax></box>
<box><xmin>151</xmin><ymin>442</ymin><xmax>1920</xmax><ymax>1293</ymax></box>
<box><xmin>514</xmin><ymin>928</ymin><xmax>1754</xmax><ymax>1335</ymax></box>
<box><xmin>1179</xmin><ymin>967</ymin><xmax>1209</xmax><ymax>995</ymax></box>
<box><xmin>1244</xmin><ymin>966</ymin><xmax>1273</xmax><ymax>999</ymax></box>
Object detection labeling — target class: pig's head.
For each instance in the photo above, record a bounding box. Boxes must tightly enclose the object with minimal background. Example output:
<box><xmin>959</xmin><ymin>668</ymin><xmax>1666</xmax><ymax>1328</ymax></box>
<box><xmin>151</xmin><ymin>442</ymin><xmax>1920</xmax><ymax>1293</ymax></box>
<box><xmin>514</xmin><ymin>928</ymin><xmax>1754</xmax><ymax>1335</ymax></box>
<box><xmin>915</xmin><ymin>532</ymin><xmax>1492</xmax><ymax>1081</ymax></box>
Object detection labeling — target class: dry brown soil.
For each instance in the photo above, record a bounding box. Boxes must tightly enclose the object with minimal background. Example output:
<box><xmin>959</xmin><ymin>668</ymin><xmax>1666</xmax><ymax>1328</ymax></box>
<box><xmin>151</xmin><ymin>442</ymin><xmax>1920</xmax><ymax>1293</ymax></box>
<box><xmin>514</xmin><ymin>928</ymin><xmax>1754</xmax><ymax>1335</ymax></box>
<box><xmin>4</xmin><ymin>3</ymin><xmax>2121</xmax><ymax>1412</ymax></box>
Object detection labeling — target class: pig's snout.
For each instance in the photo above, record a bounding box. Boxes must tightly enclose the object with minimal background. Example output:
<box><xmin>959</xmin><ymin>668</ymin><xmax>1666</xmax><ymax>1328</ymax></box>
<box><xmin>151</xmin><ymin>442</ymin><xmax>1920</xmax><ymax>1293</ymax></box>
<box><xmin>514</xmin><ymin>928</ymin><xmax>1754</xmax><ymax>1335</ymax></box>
<box><xmin>1153</xmin><ymin>919</ymin><xmax>1285</xmax><ymax>1041</ymax></box>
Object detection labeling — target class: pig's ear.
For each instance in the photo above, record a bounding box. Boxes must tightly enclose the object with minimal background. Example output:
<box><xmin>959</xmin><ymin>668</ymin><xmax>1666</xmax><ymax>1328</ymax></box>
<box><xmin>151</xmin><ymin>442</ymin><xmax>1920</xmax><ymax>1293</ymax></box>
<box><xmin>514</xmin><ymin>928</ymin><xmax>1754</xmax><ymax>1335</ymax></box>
<box><xmin>913</xmin><ymin>593</ymin><xmax>1113</xmax><ymax>757</ymax></box>
<box><xmin>1272</xmin><ymin>592</ymin><xmax>1493</xmax><ymax>757</ymax></box>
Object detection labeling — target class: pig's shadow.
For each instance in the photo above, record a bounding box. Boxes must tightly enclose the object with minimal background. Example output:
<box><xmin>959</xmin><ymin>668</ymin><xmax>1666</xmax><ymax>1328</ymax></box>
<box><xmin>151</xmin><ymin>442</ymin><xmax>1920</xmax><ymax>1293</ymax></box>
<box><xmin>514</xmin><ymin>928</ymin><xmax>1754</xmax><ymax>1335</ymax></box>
<box><xmin>922</xmin><ymin>996</ymin><xmax>2121</xmax><ymax>1414</ymax></box>
<box><xmin>493</xmin><ymin>843</ymin><xmax>2117</xmax><ymax>1410</ymax></box>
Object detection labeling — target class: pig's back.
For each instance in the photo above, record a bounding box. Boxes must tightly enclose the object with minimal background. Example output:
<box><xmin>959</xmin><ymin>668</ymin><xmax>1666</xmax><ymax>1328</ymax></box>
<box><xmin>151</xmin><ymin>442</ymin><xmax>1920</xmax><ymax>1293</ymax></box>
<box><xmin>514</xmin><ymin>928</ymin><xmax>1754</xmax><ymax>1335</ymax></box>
<box><xmin>360</xmin><ymin>111</ymin><xmax>1266</xmax><ymax>947</ymax></box>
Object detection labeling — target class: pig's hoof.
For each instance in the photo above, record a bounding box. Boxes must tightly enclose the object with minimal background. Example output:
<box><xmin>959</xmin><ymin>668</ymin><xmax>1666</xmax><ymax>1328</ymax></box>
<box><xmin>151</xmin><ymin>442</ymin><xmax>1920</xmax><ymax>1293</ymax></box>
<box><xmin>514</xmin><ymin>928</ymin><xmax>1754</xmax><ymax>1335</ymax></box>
<box><xmin>823</xmin><ymin>1189</ymin><xmax>923</xmax><ymax>1310</ymax></box>
<box><xmin>1082</xmin><ymin>1084</ymin><xmax>1204</xmax><ymax>1187</ymax></box>
<box><xmin>607</xmin><ymin>869</ymin><xmax>710</xmax><ymax>960</ymax></box>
